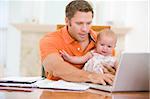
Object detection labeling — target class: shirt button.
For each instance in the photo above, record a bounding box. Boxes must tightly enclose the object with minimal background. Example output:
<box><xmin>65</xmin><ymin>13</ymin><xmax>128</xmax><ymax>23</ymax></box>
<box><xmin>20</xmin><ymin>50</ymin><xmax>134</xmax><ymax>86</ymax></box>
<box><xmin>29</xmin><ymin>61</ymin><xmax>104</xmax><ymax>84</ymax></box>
<box><xmin>77</xmin><ymin>48</ymin><xmax>80</xmax><ymax>51</ymax></box>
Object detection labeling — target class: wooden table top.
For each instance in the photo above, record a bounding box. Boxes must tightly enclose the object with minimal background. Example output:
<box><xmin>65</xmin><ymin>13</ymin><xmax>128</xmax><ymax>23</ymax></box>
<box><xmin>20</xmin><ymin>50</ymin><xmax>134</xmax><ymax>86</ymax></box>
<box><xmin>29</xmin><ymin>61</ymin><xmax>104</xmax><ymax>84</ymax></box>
<box><xmin>0</xmin><ymin>87</ymin><xmax>149</xmax><ymax>99</ymax></box>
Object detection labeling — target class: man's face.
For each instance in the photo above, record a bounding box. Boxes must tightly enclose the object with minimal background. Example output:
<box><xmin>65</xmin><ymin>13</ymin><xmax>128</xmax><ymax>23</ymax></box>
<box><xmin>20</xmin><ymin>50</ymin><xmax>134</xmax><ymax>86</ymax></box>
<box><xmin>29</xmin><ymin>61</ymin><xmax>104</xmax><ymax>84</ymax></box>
<box><xmin>66</xmin><ymin>11</ymin><xmax>93</xmax><ymax>42</ymax></box>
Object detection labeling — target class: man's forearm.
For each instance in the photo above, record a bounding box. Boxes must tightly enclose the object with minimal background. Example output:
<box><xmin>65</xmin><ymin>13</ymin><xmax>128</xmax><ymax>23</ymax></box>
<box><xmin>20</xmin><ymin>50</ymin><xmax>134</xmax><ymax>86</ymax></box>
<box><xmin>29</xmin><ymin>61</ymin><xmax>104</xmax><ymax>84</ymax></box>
<box><xmin>43</xmin><ymin>53</ymin><xmax>113</xmax><ymax>85</ymax></box>
<box><xmin>43</xmin><ymin>53</ymin><xmax>91</xmax><ymax>82</ymax></box>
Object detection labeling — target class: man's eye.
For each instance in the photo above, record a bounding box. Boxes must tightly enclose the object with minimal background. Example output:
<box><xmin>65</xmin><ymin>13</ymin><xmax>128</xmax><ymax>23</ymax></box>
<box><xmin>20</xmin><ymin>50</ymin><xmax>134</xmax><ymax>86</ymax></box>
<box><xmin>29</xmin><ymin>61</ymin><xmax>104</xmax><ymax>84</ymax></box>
<box><xmin>87</xmin><ymin>22</ymin><xmax>91</xmax><ymax>25</ymax></box>
<box><xmin>101</xmin><ymin>44</ymin><xmax>104</xmax><ymax>46</ymax></box>
<box><xmin>76</xmin><ymin>22</ymin><xmax>83</xmax><ymax>25</ymax></box>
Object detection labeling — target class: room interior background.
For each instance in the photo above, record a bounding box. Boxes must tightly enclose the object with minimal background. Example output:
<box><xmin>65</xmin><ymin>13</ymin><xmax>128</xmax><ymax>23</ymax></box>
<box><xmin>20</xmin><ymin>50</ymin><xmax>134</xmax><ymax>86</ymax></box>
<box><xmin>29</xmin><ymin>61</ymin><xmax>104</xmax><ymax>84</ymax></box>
<box><xmin>0</xmin><ymin>0</ymin><xmax>149</xmax><ymax>77</ymax></box>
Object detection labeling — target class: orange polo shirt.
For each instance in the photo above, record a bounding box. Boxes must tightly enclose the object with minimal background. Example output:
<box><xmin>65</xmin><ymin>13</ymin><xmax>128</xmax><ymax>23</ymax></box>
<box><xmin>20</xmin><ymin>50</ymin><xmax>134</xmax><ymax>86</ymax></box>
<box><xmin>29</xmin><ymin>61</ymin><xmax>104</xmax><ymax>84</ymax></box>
<box><xmin>40</xmin><ymin>26</ymin><xmax>97</xmax><ymax>80</ymax></box>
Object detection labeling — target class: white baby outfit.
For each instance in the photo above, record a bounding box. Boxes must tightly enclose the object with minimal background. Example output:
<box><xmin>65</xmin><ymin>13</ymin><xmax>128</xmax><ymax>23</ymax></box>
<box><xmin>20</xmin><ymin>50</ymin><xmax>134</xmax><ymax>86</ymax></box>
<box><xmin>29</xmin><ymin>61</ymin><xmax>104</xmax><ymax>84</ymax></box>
<box><xmin>83</xmin><ymin>52</ymin><xmax>116</xmax><ymax>74</ymax></box>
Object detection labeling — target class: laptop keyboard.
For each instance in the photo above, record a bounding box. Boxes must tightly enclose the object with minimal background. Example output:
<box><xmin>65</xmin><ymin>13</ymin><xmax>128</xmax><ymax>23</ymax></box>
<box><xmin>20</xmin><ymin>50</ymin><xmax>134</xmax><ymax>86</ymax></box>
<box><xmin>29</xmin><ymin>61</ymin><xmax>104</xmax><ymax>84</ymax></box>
<box><xmin>82</xmin><ymin>82</ymin><xmax>113</xmax><ymax>91</ymax></box>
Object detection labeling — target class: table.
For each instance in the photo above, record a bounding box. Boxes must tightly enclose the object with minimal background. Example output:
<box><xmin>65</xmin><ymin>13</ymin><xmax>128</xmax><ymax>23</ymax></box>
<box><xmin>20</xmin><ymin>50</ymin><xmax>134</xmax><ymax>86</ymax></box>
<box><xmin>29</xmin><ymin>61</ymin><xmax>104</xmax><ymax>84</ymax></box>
<box><xmin>0</xmin><ymin>87</ymin><xmax>149</xmax><ymax>99</ymax></box>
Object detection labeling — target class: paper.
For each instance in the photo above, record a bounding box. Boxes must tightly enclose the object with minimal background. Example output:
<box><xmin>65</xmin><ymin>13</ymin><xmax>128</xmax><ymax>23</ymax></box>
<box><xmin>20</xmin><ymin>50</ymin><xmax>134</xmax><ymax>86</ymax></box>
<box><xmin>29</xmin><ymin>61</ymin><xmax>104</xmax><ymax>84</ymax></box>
<box><xmin>0</xmin><ymin>76</ymin><xmax>43</xmax><ymax>84</ymax></box>
<box><xmin>0</xmin><ymin>86</ymin><xmax>33</xmax><ymax>92</ymax></box>
<box><xmin>34</xmin><ymin>79</ymin><xmax>90</xmax><ymax>91</ymax></box>
<box><xmin>0</xmin><ymin>77</ymin><xmax>89</xmax><ymax>91</ymax></box>
<box><xmin>0</xmin><ymin>83</ymin><xmax>36</xmax><ymax>88</ymax></box>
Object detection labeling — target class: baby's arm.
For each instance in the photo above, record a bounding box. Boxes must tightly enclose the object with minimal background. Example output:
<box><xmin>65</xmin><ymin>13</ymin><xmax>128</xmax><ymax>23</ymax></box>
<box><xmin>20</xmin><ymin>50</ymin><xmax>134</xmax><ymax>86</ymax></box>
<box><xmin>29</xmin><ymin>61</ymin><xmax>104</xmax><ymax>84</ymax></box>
<box><xmin>59</xmin><ymin>50</ymin><xmax>92</xmax><ymax>64</ymax></box>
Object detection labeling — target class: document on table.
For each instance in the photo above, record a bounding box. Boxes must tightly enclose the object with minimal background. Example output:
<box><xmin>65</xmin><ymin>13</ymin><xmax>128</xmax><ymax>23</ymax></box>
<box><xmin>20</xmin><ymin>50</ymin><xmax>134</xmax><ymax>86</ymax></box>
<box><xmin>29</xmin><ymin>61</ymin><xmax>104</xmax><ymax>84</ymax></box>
<box><xmin>34</xmin><ymin>79</ymin><xmax>90</xmax><ymax>91</ymax></box>
<box><xmin>0</xmin><ymin>77</ymin><xmax>89</xmax><ymax>91</ymax></box>
<box><xmin>0</xmin><ymin>83</ymin><xmax>36</xmax><ymax>88</ymax></box>
<box><xmin>0</xmin><ymin>76</ymin><xmax>43</xmax><ymax>84</ymax></box>
<box><xmin>0</xmin><ymin>76</ymin><xmax>44</xmax><ymax>88</ymax></box>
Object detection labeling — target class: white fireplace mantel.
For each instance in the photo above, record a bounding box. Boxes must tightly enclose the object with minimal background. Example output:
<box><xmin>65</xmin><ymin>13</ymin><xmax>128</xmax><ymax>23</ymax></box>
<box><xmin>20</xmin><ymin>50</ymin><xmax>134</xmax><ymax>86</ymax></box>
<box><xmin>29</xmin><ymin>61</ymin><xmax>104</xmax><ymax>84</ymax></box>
<box><xmin>12</xmin><ymin>23</ymin><xmax>131</xmax><ymax>35</ymax></box>
<box><xmin>11</xmin><ymin>23</ymin><xmax>56</xmax><ymax>76</ymax></box>
<box><xmin>111</xmin><ymin>27</ymin><xmax>131</xmax><ymax>35</ymax></box>
<box><xmin>12</xmin><ymin>23</ymin><xmax>56</xmax><ymax>33</ymax></box>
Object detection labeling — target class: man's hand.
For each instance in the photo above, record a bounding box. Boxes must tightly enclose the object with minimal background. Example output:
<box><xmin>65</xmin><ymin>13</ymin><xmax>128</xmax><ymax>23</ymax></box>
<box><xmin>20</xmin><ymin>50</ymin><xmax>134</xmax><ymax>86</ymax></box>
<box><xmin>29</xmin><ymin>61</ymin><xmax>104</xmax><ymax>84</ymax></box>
<box><xmin>103</xmin><ymin>73</ymin><xmax>115</xmax><ymax>85</ymax></box>
<box><xmin>101</xmin><ymin>63</ymin><xmax>117</xmax><ymax>75</ymax></box>
<box><xmin>88</xmin><ymin>72</ymin><xmax>114</xmax><ymax>85</ymax></box>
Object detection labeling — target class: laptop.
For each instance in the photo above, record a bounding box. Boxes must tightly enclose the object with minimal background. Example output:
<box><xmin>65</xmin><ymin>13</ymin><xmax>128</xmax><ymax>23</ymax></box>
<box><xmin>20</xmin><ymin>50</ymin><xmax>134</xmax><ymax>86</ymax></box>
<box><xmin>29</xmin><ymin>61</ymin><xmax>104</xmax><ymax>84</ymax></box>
<box><xmin>83</xmin><ymin>52</ymin><xmax>149</xmax><ymax>92</ymax></box>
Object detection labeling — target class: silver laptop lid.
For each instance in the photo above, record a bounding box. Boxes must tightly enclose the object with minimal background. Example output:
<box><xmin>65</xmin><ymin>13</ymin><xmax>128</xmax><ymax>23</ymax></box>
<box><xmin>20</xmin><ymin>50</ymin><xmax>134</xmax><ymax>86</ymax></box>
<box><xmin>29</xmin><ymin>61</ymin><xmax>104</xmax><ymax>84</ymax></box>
<box><xmin>112</xmin><ymin>52</ymin><xmax>149</xmax><ymax>92</ymax></box>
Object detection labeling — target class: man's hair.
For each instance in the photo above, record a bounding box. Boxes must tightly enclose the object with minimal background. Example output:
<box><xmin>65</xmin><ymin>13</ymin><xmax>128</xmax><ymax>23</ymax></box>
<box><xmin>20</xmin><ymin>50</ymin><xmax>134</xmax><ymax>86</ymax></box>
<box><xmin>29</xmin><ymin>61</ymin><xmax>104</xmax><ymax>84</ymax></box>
<box><xmin>65</xmin><ymin>0</ymin><xmax>94</xmax><ymax>20</ymax></box>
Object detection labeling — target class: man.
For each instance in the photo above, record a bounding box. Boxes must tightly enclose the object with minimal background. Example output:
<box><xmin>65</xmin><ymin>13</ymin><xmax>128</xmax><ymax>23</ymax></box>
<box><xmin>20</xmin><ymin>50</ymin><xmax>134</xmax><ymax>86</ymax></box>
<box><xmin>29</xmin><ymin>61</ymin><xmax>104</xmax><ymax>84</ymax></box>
<box><xmin>40</xmin><ymin>0</ymin><xmax>115</xmax><ymax>85</ymax></box>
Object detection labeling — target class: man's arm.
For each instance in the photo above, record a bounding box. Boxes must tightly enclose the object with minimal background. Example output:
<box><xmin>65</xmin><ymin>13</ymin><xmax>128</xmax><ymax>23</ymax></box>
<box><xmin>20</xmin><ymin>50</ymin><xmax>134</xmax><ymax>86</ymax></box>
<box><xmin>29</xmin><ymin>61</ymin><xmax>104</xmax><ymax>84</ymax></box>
<box><xmin>43</xmin><ymin>53</ymin><xmax>114</xmax><ymax>85</ymax></box>
<box><xmin>60</xmin><ymin>50</ymin><xmax>92</xmax><ymax>64</ymax></box>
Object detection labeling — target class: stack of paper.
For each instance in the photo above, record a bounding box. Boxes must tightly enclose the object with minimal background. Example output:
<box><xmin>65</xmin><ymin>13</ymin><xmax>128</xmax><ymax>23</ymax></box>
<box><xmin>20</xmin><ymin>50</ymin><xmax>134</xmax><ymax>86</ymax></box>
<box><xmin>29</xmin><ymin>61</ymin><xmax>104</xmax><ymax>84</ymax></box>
<box><xmin>0</xmin><ymin>76</ymin><xmax>43</xmax><ymax>84</ymax></box>
<box><xmin>0</xmin><ymin>77</ymin><xmax>89</xmax><ymax>91</ymax></box>
<box><xmin>34</xmin><ymin>79</ymin><xmax>90</xmax><ymax>91</ymax></box>
<box><xmin>0</xmin><ymin>76</ymin><xmax>43</xmax><ymax>88</ymax></box>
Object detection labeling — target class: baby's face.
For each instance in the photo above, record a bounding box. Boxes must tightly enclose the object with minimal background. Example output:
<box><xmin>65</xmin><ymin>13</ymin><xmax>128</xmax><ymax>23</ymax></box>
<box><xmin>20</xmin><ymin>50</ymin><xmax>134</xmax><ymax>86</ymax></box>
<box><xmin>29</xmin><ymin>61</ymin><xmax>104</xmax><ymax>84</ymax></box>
<box><xmin>96</xmin><ymin>36</ymin><xmax>116</xmax><ymax>56</ymax></box>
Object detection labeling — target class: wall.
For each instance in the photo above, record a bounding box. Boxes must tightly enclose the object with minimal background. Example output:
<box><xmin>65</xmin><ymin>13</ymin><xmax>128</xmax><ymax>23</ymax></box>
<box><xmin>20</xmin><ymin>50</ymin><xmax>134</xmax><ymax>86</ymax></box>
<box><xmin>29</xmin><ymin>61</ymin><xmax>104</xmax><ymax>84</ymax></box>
<box><xmin>95</xmin><ymin>1</ymin><xmax>127</xmax><ymax>26</ymax></box>
<box><xmin>125</xmin><ymin>1</ymin><xmax>149</xmax><ymax>52</ymax></box>
<box><xmin>0</xmin><ymin>1</ymin><xmax>9</xmax><ymax>77</ymax></box>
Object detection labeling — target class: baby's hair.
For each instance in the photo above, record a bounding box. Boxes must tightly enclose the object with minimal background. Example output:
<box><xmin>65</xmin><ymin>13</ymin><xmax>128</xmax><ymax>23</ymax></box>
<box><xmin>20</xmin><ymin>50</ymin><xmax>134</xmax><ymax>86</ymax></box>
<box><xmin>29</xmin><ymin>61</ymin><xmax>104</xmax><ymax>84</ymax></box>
<box><xmin>97</xmin><ymin>28</ymin><xmax>117</xmax><ymax>44</ymax></box>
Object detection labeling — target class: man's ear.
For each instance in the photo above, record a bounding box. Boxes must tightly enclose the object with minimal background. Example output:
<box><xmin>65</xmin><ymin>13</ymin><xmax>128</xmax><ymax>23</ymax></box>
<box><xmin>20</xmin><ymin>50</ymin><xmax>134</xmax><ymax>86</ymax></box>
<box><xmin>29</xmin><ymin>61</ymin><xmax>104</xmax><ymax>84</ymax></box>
<box><xmin>65</xmin><ymin>17</ymin><xmax>69</xmax><ymax>26</ymax></box>
<box><xmin>65</xmin><ymin>17</ymin><xmax>72</xmax><ymax>27</ymax></box>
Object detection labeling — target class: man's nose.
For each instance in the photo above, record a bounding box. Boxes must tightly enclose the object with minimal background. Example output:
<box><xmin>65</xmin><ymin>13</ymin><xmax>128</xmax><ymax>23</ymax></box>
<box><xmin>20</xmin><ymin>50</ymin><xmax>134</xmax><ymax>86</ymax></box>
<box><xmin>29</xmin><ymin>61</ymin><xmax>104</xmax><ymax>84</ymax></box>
<box><xmin>81</xmin><ymin>24</ymin><xmax>88</xmax><ymax>32</ymax></box>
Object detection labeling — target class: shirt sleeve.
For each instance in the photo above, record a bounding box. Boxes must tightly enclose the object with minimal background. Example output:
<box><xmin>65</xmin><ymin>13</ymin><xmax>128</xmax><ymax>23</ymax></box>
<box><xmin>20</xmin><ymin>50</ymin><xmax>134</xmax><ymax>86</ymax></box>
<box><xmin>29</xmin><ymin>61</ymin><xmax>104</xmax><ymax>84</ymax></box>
<box><xmin>40</xmin><ymin>36</ymin><xmax>60</xmax><ymax>62</ymax></box>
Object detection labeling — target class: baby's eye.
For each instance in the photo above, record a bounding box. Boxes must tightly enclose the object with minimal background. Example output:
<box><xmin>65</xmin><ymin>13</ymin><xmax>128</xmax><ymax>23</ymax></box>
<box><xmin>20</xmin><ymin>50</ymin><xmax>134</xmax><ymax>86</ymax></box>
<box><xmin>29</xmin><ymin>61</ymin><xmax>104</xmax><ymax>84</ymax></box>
<box><xmin>108</xmin><ymin>45</ymin><xmax>112</xmax><ymax>48</ymax></box>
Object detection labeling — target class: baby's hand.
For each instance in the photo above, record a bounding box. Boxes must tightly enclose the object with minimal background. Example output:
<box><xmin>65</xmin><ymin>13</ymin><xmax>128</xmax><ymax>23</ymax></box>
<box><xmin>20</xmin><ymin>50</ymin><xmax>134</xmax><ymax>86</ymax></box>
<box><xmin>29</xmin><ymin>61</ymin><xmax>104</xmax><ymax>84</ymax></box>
<box><xmin>59</xmin><ymin>50</ymin><xmax>71</xmax><ymax>61</ymax></box>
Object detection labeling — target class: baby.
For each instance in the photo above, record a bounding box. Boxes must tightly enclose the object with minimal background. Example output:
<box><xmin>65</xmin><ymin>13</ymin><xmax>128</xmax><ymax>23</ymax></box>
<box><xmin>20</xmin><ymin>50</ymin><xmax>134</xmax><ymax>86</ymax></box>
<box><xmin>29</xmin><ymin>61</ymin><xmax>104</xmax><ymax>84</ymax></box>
<box><xmin>60</xmin><ymin>29</ymin><xmax>118</xmax><ymax>74</ymax></box>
